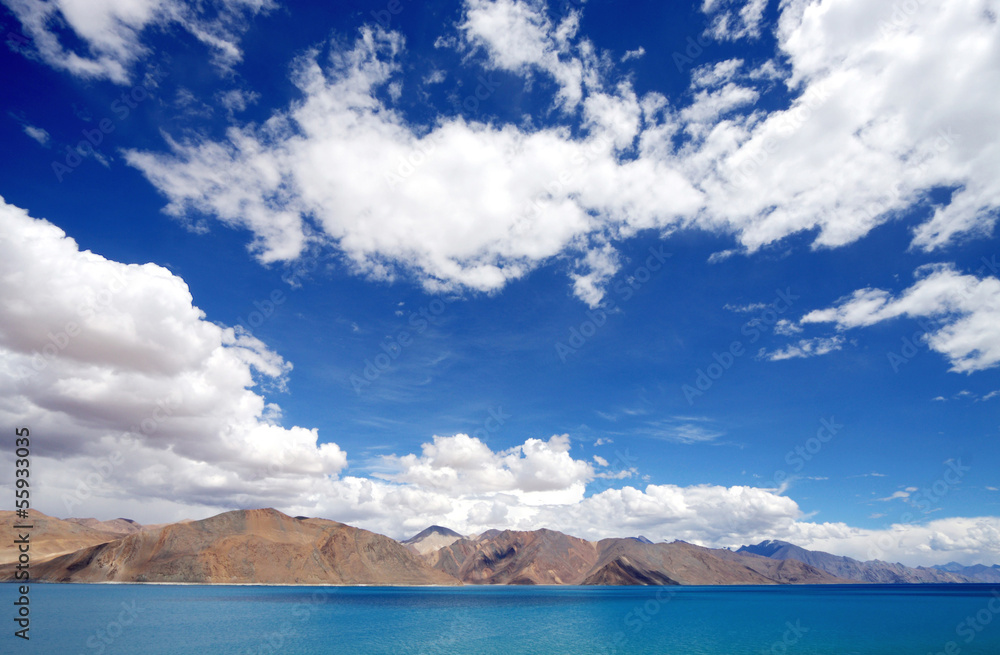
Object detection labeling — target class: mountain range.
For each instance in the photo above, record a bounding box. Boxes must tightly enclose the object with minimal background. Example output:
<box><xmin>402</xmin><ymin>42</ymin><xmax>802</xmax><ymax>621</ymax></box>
<box><xmin>2</xmin><ymin>509</ymin><xmax>996</xmax><ymax>586</ymax></box>
<box><xmin>736</xmin><ymin>539</ymin><xmax>987</xmax><ymax>584</ymax></box>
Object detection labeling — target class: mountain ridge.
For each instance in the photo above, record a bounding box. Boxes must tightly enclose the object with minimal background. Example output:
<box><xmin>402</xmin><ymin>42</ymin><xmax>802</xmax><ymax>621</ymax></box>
<box><xmin>3</xmin><ymin>510</ymin><xmax>993</xmax><ymax>586</ymax></box>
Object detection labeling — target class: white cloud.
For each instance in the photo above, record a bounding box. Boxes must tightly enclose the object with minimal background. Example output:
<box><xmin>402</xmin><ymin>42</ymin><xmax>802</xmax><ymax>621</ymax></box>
<box><xmin>1</xmin><ymin>0</ymin><xmax>274</xmax><ymax>83</ymax></box>
<box><xmin>376</xmin><ymin>433</ymin><xmax>594</xmax><ymax>505</ymax></box>
<box><xmin>620</xmin><ymin>46</ymin><xmax>645</xmax><ymax>62</ymax></box>
<box><xmin>782</xmin><ymin>516</ymin><xmax>1000</xmax><ymax>567</ymax></box>
<box><xmin>773</xmin><ymin>318</ymin><xmax>802</xmax><ymax>336</ymax></box>
<box><xmin>120</xmin><ymin>0</ymin><xmax>1000</xmax><ymax>307</ymax></box>
<box><xmin>702</xmin><ymin>0</ymin><xmax>769</xmax><ymax>41</ymax></box>
<box><xmin>759</xmin><ymin>335</ymin><xmax>844</xmax><ymax>361</ymax></box>
<box><xmin>0</xmin><ymin>197</ymin><xmax>345</xmax><ymax>517</ymax></box>
<box><xmin>802</xmin><ymin>264</ymin><xmax>1000</xmax><ymax>372</ymax></box>
<box><xmin>459</xmin><ymin>0</ymin><xmax>590</xmax><ymax>109</ymax></box>
<box><xmin>0</xmin><ymin>208</ymin><xmax>995</xmax><ymax>566</ymax></box>
<box><xmin>22</xmin><ymin>124</ymin><xmax>50</xmax><ymax>145</ymax></box>
<box><xmin>125</xmin><ymin>23</ymin><xmax>702</xmax><ymax>305</ymax></box>
<box><xmin>640</xmin><ymin>422</ymin><xmax>724</xmax><ymax>445</ymax></box>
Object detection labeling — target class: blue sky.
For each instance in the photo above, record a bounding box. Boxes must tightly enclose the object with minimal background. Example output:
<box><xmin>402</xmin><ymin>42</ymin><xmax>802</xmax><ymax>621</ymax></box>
<box><xmin>1</xmin><ymin>0</ymin><xmax>998</xmax><ymax>566</ymax></box>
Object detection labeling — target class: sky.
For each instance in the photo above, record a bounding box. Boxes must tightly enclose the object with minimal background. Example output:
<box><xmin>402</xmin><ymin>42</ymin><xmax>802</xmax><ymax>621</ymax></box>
<box><xmin>0</xmin><ymin>0</ymin><xmax>998</xmax><ymax>567</ymax></box>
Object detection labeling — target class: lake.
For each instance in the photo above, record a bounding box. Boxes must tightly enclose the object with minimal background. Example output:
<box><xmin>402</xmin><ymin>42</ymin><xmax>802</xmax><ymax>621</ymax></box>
<box><xmin>10</xmin><ymin>583</ymin><xmax>1000</xmax><ymax>654</ymax></box>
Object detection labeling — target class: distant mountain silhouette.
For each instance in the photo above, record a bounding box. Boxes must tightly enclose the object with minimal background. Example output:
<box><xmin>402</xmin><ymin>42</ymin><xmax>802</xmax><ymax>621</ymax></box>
<box><xmin>738</xmin><ymin>540</ymin><xmax>971</xmax><ymax>583</ymax></box>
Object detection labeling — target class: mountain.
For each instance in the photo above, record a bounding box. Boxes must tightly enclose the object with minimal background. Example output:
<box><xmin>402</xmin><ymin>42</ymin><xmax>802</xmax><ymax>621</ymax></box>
<box><xmin>933</xmin><ymin>562</ymin><xmax>1000</xmax><ymax>583</ymax></box>
<box><xmin>4</xmin><ymin>509</ymin><xmax>989</xmax><ymax>586</ymax></box>
<box><xmin>584</xmin><ymin>539</ymin><xmax>844</xmax><ymax>586</ymax></box>
<box><xmin>427</xmin><ymin>528</ymin><xmax>600</xmax><ymax>584</ymax></box>
<box><xmin>0</xmin><ymin>510</ymin><xmax>127</xmax><ymax>564</ymax></box>
<box><xmin>401</xmin><ymin>525</ymin><xmax>464</xmax><ymax>555</ymax></box>
<box><xmin>0</xmin><ymin>508</ymin><xmax>459</xmax><ymax>585</ymax></box>
<box><xmin>425</xmin><ymin>530</ymin><xmax>845</xmax><ymax>586</ymax></box>
<box><xmin>64</xmin><ymin>517</ymin><xmax>143</xmax><ymax>536</ymax></box>
<box><xmin>739</xmin><ymin>540</ymin><xmax>971</xmax><ymax>583</ymax></box>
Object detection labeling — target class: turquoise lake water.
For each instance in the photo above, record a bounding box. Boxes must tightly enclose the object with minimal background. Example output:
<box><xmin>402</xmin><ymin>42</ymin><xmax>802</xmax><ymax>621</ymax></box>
<box><xmin>9</xmin><ymin>584</ymin><xmax>1000</xmax><ymax>654</ymax></box>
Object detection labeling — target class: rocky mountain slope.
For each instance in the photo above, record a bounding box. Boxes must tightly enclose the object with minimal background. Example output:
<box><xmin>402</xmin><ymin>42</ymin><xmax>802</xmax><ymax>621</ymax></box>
<box><xmin>0</xmin><ymin>510</ymin><xmax>127</xmax><ymax>564</ymax></box>
<box><xmin>424</xmin><ymin>529</ymin><xmax>844</xmax><ymax>585</ymax></box>
<box><xmin>1</xmin><ymin>508</ymin><xmax>458</xmax><ymax>585</ymax></box>
<box><xmin>933</xmin><ymin>562</ymin><xmax>1000</xmax><ymax>583</ymax></box>
<box><xmin>738</xmin><ymin>540</ymin><xmax>972</xmax><ymax>583</ymax></box>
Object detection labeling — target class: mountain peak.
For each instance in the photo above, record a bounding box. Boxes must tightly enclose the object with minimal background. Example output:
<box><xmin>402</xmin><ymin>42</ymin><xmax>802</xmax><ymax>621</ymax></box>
<box><xmin>401</xmin><ymin>525</ymin><xmax>464</xmax><ymax>555</ymax></box>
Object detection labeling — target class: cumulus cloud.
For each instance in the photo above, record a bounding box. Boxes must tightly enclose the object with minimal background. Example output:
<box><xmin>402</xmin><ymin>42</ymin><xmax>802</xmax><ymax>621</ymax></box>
<box><xmin>1</xmin><ymin>0</ymin><xmax>274</xmax><ymax>83</ymax></box>
<box><xmin>0</xmin><ymin>197</ymin><xmax>345</xmax><ymax>517</ymax></box>
<box><xmin>120</xmin><ymin>0</ymin><xmax>999</xmax><ymax>307</ymax></box>
<box><xmin>802</xmin><ymin>264</ymin><xmax>1000</xmax><ymax>372</ymax></box>
<box><xmin>782</xmin><ymin>516</ymin><xmax>1000</xmax><ymax>567</ymax></box>
<box><xmin>126</xmin><ymin>21</ymin><xmax>701</xmax><ymax>305</ymax></box>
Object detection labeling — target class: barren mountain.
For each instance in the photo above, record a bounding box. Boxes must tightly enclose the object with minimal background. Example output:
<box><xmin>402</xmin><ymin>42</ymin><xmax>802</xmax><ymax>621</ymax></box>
<box><xmin>65</xmin><ymin>517</ymin><xmax>143</xmax><ymax>536</ymax></box>
<box><xmin>584</xmin><ymin>539</ymin><xmax>844</xmax><ymax>586</ymax></box>
<box><xmin>1</xmin><ymin>508</ymin><xmax>459</xmax><ymax>585</ymax></box>
<box><xmin>0</xmin><ymin>510</ymin><xmax>125</xmax><ymax>564</ymax></box>
<box><xmin>738</xmin><ymin>540</ymin><xmax>971</xmax><ymax>583</ymax></box>
<box><xmin>428</xmin><ymin>528</ymin><xmax>600</xmax><ymax>584</ymax></box>
<box><xmin>933</xmin><ymin>562</ymin><xmax>1000</xmax><ymax>583</ymax></box>
<box><xmin>426</xmin><ymin>529</ymin><xmax>846</xmax><ymax>586</ymax></box>
<box><xmin>401</xmin><ymin>525</ymin><xmax>463</xmax><ymax>555</ymax></box>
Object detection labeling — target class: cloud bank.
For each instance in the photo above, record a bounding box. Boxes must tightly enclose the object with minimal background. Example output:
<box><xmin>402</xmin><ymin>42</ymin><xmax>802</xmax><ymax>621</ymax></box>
<box><xmin>122</xmin><ymin>0</ymin><xmax>999</xmax><ymax>311</ymax></box>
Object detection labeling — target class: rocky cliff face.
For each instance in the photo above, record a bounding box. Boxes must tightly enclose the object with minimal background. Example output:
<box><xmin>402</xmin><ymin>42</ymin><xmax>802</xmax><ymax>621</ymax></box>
<box><xmin>2</xmin><ymin>509</ymin><xmax>459</xmax><ymax>585</ymax></box>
